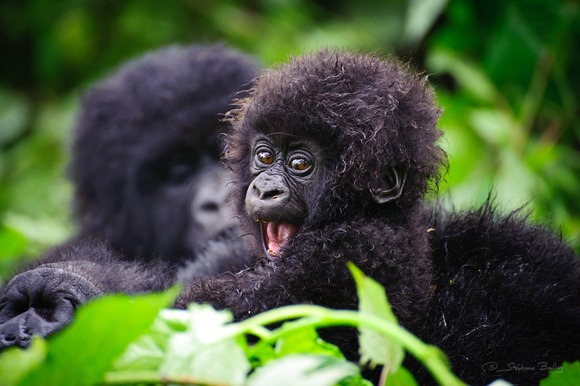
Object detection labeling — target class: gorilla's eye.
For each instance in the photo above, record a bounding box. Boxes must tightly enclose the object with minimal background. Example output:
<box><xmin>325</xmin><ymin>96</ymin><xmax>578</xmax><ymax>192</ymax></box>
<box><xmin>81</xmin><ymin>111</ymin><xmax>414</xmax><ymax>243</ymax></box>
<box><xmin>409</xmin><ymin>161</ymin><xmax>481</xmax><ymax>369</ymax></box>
<box><xmin>257</xmin><ymin>151</ymin><xmax>274</xmax><ymax>165</ymax></box>
<box><xmin>290</xmin><ymin>157</ymin><xmax>311</xmax><ymax>171</ymax></box>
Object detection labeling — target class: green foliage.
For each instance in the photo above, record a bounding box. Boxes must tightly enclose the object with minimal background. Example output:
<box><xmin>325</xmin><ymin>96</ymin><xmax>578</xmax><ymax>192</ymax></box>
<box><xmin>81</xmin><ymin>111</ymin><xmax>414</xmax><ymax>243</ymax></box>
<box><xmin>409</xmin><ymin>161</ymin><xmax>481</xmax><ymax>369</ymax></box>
<box><xmin>0</xmin><ymin>338</ymin><xmax>47</xmax><ymax>386</ymax></box>
<box><xmin>1</xmin><ymin>0</ymin><xmax>578</xmax><ymax>280</ymax></box>
<box><xmin>540</xmin><ymin>361</ymin><xmax>580</xmax><ymax>385</ymax></box>
<box><xmin>349</xmin><ymin>263</ymin><xmax>403</xmax><ymax>373</ymax></box>
<box><xmin>424</xmin><ymin>0</ymin><xmax>580</xmax><ymax>250</ymax></box>
<box><xmin>0</xmin><ymin>266</ymin><xmax>464</xmax><ymax>385</ymax></box>
<box><xmin>17</xmin><ymin>289</ymin><xmax>176</xmax><ymax>386</ymax></box>
<box><xmin>0</xmin><ymin>2</ymin><xmax>577</xmax><ymax>384</ymax></box>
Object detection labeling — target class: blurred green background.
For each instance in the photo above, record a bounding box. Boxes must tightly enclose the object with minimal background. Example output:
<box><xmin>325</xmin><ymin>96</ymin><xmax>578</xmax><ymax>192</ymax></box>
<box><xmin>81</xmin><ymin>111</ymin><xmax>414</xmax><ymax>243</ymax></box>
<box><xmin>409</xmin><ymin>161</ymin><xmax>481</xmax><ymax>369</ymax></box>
<box><xmin>1</xmin><ymin>0</ymin><xmax>579</xmax><ymax>279</ymax></box>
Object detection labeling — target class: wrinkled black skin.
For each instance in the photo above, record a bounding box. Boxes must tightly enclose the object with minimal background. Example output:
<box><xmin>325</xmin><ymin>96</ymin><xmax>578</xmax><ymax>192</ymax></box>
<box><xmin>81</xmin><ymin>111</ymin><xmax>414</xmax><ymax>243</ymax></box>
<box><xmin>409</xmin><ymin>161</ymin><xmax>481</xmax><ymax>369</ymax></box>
<box><xmin>245</xmin><ymin>135</ymin><xmax>321</xmax><ymax>225</ymax></box>
<box><xmin>0</xmin><ymin>44</ymin><xmax>259</xmax><ymax>349</ymax></box>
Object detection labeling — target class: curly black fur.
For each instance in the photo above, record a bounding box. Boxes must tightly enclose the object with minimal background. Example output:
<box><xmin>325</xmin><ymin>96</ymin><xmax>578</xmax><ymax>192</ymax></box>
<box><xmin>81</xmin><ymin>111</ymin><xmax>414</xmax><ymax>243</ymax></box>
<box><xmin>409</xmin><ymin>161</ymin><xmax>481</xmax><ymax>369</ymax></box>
<box><xmin>226</xmin><ymin>50</ymin><xmax>445</xmax><ymax>227</ymax></box>
<box><xmin>175</xmin><ymin>49</ymin><xmax>580</xmax><ymax>386</ymax></box>
<box><xmin>175</xmin><ymin>50</ymin><xmax>440</xmax><ymax>367</ymax></box>
<box><xmin>422</xmin><ymin>201</ymin><xmax>580</xmax><ymax>385</ymax></box>
<box><xmin>72</xmin><ymin>44</ymin><xmax>260</xmax><ymax>268</ymax></box>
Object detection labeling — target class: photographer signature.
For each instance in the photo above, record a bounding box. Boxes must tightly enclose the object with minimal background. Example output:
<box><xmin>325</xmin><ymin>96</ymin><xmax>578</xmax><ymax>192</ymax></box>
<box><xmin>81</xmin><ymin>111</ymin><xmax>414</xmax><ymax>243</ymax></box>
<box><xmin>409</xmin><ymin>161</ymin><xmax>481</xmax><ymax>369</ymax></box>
<box><xmin>482</xmin><ymin>362</ymin><xmax>564</xmax><ymax>374</ymax></box>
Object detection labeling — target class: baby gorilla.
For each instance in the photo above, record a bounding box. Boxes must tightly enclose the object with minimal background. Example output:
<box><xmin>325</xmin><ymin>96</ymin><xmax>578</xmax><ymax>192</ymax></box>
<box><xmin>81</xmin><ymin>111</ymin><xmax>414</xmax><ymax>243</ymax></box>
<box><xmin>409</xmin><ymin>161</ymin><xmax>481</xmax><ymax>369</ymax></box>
<box><xmin>175</xmin><ymin>50</ymin><xmax>580</xmax><ymax>385</ymax></box>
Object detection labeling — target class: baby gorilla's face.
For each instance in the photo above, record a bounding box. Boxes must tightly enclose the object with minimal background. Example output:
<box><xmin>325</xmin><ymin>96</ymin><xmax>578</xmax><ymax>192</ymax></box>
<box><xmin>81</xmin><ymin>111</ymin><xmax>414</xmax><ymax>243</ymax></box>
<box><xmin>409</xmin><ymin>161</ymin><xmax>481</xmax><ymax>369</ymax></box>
<box><xmin>244</xmin><ymin>133</ymin><xmax>324</xmax><ymax>258</ymax></box>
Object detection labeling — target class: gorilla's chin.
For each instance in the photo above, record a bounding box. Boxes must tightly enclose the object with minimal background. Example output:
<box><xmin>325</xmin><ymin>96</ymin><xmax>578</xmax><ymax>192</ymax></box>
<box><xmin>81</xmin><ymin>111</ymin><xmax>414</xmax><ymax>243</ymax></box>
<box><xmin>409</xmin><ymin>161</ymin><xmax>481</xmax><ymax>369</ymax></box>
<box><xmin>260</xmin><ymin>221</ymin><xmax>300</xmax><ymax>257</ymax></box>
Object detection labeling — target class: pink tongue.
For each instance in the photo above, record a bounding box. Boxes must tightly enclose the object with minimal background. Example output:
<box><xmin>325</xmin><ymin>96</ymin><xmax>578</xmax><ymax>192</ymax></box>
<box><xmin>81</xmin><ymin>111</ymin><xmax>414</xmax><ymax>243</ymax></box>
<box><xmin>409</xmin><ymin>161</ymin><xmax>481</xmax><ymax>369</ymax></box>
<box><xmin>266</xmin><ymin>222</ymin><xmax>299</xmax><ymax>256</ymax></box>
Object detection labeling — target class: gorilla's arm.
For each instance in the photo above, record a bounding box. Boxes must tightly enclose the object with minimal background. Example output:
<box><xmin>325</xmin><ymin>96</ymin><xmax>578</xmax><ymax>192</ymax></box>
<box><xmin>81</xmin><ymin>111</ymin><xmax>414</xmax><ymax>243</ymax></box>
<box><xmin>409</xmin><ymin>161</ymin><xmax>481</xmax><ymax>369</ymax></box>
<box><xmin>0</xmin><ymin>237</ymin><xmax>176</xmax><ymax>349</ymax></box>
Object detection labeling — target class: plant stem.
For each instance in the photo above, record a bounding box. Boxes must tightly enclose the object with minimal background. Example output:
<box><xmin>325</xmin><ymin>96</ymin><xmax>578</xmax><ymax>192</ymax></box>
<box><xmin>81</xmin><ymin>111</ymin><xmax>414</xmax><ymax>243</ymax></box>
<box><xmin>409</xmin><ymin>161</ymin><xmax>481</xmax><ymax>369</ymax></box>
<box><xmin>229</xmin><ymin>304</ymin><xmax>465</xmax><ymax>386</ymax></box>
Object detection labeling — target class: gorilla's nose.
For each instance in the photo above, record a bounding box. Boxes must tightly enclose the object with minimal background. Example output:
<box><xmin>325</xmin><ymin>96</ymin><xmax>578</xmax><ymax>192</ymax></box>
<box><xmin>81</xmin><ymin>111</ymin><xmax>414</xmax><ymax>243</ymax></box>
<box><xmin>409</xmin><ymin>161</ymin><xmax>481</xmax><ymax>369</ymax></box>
<box><xmin>245</xmin><ymin>174</ymin><xmax>291</xmax><ymax>218</ymax></box>
<box><xmin>249</xmin><ymin>175</ymin><xmax>288</xmax><ymax>202</ymax></box>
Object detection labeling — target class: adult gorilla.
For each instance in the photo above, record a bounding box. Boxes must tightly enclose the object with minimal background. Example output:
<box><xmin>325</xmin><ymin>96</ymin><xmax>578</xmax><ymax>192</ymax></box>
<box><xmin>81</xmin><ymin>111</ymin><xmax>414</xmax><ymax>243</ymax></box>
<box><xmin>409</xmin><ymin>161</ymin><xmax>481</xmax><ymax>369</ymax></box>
<box><xmin>2</xmin><ymin>50</ymin><xmax>579</xmax><ymax>386</ymax></box>
<box><xmin>73</xmin><ymin>44</ymin><xmax>260</xmax><ymax>274</ymax></box>
<box><xmin>0</xmin><ymin>44</ymin><xmax>260</xmax><ymax>348</ymax></box>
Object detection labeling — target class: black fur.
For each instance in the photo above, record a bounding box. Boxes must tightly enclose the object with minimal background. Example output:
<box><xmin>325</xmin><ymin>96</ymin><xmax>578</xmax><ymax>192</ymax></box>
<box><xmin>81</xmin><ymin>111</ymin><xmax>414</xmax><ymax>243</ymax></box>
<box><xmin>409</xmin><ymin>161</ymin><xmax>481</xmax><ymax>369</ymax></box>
<box><xmin>175</xmin><ymin>49</ymin><xmax>441</xmax><ymax>364</ymax></box>
<box><xmin>73</xmin><ymin>43</ymin><xmax>260</xmax><ymax>269</ymax></box>
<box><xmin>0</xmin><ymin>236</ymin><xmax>173</xmax><ymax>349</ymax></box>
<box><xmin>422</xmin><ymin>201</ymin><xmax>580</xmax><ymax>385</ymax></box>
<box><xmin>0</xmin><ymin>44</ymin><xmax>261</xmax><ymax>348</ymax></box>
<box><xmin>174</xmin><ymin>50</ymin><xmax>580</xmax><ymax>385</ymax></box>
<box><xmin>1</xmin><ymin>49</ymin><xmax>578</xmax><ymax>386</ymax></box>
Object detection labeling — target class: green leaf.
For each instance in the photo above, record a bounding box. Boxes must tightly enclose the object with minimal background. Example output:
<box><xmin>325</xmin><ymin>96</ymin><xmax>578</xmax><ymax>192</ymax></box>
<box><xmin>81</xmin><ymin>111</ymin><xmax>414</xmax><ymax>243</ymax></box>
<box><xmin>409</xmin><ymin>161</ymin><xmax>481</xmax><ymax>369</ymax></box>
<box><xmin>348</xmin><ymin>263</ymin><xmax>404</xmax><ymax>373</ymax></box>
<box><xmin>113</xmin><ymin>308</ymin><xmax>189</xmax><ymax>371</ymax></box>
<box><xmin>0</xmin><ymin>226</ymin><xmax>26</xmax><ymax>260</ymax></box>
<box><xmin>427</xmin><ymin>47</ymin><xmax>498</xmax><ymax>104</ymax></box>
<box><xmin>540</xmin><ymin>361</ymin><xmax>580</xmax><ymax>385</ymax></box>
<box><xmin>21</xmin><ymin>289</ymin><xmax>177</xmax><ymax>386</ymax></box>
<box><xmin>468</xmin><ymin>108</ymin><xmax>516</xmax><ymax>147</ymax></box>
<box><xmin>275</xmin><ymin>324</ymin><xmax>345</xmax><ymax>359</ymax></box>
<box><xmin>243</xmin><ymin>339</ymin><xmax>278</xmax><ymax>368</ymax></box>
<box><xmin>158</xmin><ymin>303</ymin><xmax>251</xmax><ymax>385</ymax></box>
<box><xmin>403</xmin><ymin>0</ymin><xmax>449</xmax><ymax>45</ymax></box>
<box><xmin>247</xmin><ymin>354</ymin><xmax>366</xmax><ymax>386</ymax></box>
<box><xmin>112</xmin><ymin>334</ymin><xmax>166</xmax><ymax>371</ymax></box>
<box><xmin>385</xmin><ymin>366</ymin><xmax>418</xmax><ymax>386</ymax></box>
<box><xmin>0</xmin><ymin>338</ymin><xmax>47</xmax><ymax>386</ymax></box>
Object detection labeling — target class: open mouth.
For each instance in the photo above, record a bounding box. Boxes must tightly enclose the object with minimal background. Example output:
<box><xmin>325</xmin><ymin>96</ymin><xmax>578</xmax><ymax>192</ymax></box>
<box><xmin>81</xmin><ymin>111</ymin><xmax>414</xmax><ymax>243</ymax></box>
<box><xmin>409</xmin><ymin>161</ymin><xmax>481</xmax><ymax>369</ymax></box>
<box><xmin>259</xmin><ymin>221</ymin><xmax>300</xmax><ymax>258</ymax></box>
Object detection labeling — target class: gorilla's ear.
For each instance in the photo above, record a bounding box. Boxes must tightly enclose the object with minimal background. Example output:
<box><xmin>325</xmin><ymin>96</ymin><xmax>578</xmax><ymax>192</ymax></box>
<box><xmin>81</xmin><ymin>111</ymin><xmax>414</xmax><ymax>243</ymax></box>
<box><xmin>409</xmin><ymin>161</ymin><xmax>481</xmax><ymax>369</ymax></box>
<box><xmin>371</xmin><ymin>165</ymin><xmax>408</xmax><ymax>204</ymax></box>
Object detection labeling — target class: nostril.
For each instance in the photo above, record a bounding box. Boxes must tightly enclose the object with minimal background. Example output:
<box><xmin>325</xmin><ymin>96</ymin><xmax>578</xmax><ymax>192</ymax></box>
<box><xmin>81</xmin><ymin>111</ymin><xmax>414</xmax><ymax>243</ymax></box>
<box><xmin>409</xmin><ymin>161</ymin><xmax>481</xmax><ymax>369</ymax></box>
<box><xmin>261</xmin><ymin>189</ymin><xmax>284</xmax><ymax>200</ymax></box>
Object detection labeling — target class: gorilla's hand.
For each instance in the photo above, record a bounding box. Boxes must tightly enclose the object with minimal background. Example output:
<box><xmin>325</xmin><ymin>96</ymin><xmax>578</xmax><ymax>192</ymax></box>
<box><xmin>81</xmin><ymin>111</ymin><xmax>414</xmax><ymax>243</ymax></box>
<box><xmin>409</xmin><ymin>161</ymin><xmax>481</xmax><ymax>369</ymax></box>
<box><xmin>0</xmin><ymin>265</ymin><xmax>103</xmax><ymax>349</ymax></box>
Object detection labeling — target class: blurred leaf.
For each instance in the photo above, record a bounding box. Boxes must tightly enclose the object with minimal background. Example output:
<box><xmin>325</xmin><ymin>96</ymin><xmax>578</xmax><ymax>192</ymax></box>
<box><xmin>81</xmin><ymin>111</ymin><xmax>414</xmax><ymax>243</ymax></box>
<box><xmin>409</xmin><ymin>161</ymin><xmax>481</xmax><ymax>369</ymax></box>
<box><xmin>385</xmin><ymin>366</ymin><xmax>419</xmax><ymax>386</ymax></box>
<box><xmin>275</xmin><ymin>325</ymin><xmax>345</xmax><ymax>359</ymax></box>
<box><xmin>0</xmin><ymin>338</ymin><xmax>47</xmax><ymax>386</ymax></box>
<box><xmin>244</xmin><ymin>339</ymin><xmax>278</xmax><ymax>368</ymax></box>
<box><xmin>3</xmin><ymin>213</ymin><xmax>72</xmax><ymax>257</ymax></box>
<box><xmin>427</xmin><ymin>47</ymin><xmax>498</xmax><ymax>104</ymax></box>
<box><xmin>495</xmin><ymin>148</ymin><xmax>538</xmax><ymax>208</ymax></box>
<box><xmin>54</xmin><ymin>8</ymin><xmax>97</xmax><ymax>69</ymax></box>
<box><xmin>158</xmin><ymin>304</ymin><xmax>250</xmax><ymax>385</ymax></box>
<box><xmin>111</xmin><ymin>308</ymin><xmax>190</xmax><ymax>372</ymax></box>
<box><xmin>540</xmin><ymin>361</ymin><xmax>580</xmax><ymax>385</ymax></box>
<box><xmin>403</xmin><ymin>0</ymin><xmax>449</xmax><ymax>45</ymax></box>
<box><xmin>0</xmin><ymin>226</ymin><xmax>26</xmax><ymax>260</ymax></box>
<box><xmin>21</xmin><ymin>289</ymin><xmax>177</xmax><ymax>386</ymax></box>
<box><xmin>468</xmin><ymin>108</ymin><xmax>516</xmax><ymax>147</ymax></box>
<box><xmin>0</xmin><ymin>88</ymin><xmax>30</xmax><ymax>145</ymax></box>
<box><xmin>247</xmin><ymin>354</ymin><xmax>369</xmax><ymax>386</ymax></box>
<box><xmin>112</xmin><ymin>334</ymin><xmax>166</xmax><ymax>372</ymax></box>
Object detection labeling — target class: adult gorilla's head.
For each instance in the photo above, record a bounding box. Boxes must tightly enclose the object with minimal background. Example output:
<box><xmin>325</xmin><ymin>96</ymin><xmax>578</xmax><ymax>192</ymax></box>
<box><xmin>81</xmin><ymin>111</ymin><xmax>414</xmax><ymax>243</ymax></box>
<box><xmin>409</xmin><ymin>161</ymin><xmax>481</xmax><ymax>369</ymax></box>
<box><xmin>225</xmin><ymin>50</ymin><xmax>445</xmax><ymax>257</ymax></box>
<box><xmin>73</xmin><ymin>44</ymin><xmax>260</xmax><ymax>265</ymax></box>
